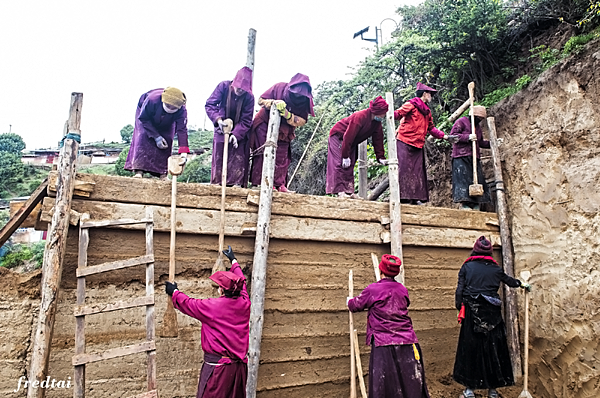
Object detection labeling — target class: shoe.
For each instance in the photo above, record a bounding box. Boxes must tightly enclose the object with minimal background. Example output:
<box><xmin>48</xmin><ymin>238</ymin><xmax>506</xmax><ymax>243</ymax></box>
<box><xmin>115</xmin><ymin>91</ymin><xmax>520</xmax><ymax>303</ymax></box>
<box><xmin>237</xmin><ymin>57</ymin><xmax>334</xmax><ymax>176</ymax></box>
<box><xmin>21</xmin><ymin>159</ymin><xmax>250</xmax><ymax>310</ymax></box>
<box><xmin>277</xmin><ymin>185</ymin><xmax>295</xmax><ymax>193</ymax></box>
<box><xmin>133</xmin><ymin>173</ymin><xmax>143</xmax><ymax>178</ymax></box>
<box><xmin>349</xmin><ymin>193</ymin><xmax>362</xmax><ymax>199</ymax></box>
<box><xmin>461</xmin><ymin>389</ymin><xmax>475</xmax><ymax>398</ymax></box>
<box><xmin>337</xmin><ymin>192</ymin><xmax>350</xmax><ymax>199</ymax></box>
<box><xmin>472</xmin><ymin>204</ymin><xmax>480</xmax><ymax>211</ymax></box>
<box><xmin>415</xmin><ymin>200</ymin><xmax>425</xmax><ymax>205</ymax></box>
<box><xmin>461</xmin><ymin>204</ymin><xmax>472</xmax><ymax>210</ymax></box>
<box><xmin>488</xmin><ymin>389</ymin><xmax>498</xmax><ymax>398</ymax></box>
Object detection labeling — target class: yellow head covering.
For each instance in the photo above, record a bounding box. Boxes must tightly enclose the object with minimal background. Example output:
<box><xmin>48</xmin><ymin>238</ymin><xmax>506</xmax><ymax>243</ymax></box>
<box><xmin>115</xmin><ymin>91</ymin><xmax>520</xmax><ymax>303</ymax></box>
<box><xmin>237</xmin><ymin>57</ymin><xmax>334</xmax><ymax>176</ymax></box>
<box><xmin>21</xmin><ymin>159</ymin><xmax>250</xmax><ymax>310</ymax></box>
<box><xmin>470</xmin><ymin>105</ymin><xmax>487</xmax><ymax>118</ymax></box>
<box><xmin>161</xmin><ymin>87</ymin><xmax>186</xmax><ymax>108</ymax></box>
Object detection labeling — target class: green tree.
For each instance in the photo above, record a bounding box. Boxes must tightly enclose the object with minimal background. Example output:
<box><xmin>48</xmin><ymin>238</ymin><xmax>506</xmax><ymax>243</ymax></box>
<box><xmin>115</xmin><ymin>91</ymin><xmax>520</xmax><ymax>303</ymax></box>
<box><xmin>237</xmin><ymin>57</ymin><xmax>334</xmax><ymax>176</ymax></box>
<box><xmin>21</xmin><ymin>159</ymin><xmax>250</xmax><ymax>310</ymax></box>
<box><xmin>114</xmin><ymin>147</ymin><xmax>134</xmax><ymax>176</ymax></box>
<box><xmin>180</xmin><ymin>152</ymin><xmax>212</xmax><ymax>183</ymax></box>
<box><xmin>120</xmin><ymin>124</ymin><xmax>134</xmax><ymax>144</ymax></box>
<box><xmin>0</xmin><ymin>152</ymin><xmax>25</xmax><ymax>196</ymax></box>
<box><xmin>0</xmin><ymin>133</ymin><xmax>26</xmax><ymax>154</ymax></box>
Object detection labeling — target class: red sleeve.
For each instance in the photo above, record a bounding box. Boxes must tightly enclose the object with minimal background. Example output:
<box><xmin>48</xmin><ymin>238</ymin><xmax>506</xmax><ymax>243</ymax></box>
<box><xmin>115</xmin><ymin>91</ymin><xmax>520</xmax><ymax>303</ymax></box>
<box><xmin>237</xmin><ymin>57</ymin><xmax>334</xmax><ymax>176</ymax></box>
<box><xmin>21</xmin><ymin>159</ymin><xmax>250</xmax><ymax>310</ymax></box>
<box><xmin>341</xmin><ymin>115</ymin><xmax>361</xmax><ymax>159</ymax></box>
<box><xmin>230</xmin><ymin>261</ymin><xmax>249</xmax><ymax>301</ymax></box>
<box><xmin>172</xmin><ymin>290</ymin><xmax>211</xmax><ymax>323</ymax></box>
<box><xmin>175</xmin><ymin>107</ymin><xmax>189</xmax><ymax>153</ymax></box>
<box><xmin>372</xmin><ymin>123</ymin><xmax>385</xmax><ymax>160</ymax></box>
<box><xmin>427</xmin><ymin>113</ymin><xmax>445</xmax><ymax>139</ymax></box>
<box><xmin>348</xmin><ymin>285</ymin><xmax>373</xmax><ymax>313</ymax></box>
<box><xmin>394</xmin><ymin>102</ymin><xmax>413</xmax><ymax>120</ymax></box>
<box><xmin>451</xmin><ymin>118</ymin><xmax>471</xmax><ymax>143</ymax></box>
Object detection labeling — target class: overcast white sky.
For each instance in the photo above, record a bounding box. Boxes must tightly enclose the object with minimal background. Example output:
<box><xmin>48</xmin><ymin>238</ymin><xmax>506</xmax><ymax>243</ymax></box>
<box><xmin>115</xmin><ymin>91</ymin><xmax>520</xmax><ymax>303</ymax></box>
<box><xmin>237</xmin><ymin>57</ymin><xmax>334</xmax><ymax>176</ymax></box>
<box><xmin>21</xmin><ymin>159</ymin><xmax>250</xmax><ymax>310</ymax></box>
<box><xmin>0</xmin><ymin>0</ymin><xmax>419</xmax><ymax>150</ymax></box>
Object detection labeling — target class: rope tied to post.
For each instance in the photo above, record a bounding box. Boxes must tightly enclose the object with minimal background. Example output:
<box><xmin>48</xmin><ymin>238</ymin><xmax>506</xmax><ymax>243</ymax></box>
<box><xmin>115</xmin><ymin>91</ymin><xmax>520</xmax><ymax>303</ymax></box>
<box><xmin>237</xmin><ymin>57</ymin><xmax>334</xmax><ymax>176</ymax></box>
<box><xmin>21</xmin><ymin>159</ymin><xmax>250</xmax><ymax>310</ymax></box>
<box><xmin>250</xmin><ymin>140</ymin><xmax>278</xmax><ymax>158</ymax></box>
<box><xmin>58</xmin><ymin>132</ymin><xmax>81</xmax><ymax>148</ymax></box>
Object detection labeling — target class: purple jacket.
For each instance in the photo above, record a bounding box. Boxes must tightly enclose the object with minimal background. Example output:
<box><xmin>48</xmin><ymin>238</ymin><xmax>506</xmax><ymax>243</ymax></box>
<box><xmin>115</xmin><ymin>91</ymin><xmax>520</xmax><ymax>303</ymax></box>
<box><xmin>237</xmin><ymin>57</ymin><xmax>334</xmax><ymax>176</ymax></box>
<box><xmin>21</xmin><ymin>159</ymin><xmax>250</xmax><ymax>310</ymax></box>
<box><xmin>450</xmin><ymin>116</ymin><xmax>490</xmax><ymax>158</ymax></box>
<box><xmin>172</xmin><ymin>262</ymin><xmax>250</xmax><ymax>361</ymax></box>
<box><xmin>348</xmin><ymin>278</ymin><xmax>418</xmax><ymax>346</ymax></box>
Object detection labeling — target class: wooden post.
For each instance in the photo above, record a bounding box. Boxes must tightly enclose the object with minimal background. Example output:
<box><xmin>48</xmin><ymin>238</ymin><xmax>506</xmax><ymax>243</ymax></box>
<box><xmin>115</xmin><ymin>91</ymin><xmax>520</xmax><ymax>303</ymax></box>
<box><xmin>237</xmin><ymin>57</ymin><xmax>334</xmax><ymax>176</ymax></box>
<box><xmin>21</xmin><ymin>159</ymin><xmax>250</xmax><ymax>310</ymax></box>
<box><xmin>246</xmin><ymin>105</ymin><xmax>280</xmax><ymax>398</ymax></box>
<box><xmin>348</xmin><ymin>270</ymin><xmax>357</xmax><ymax>398</ymax></box>
<box><xmin>145</xmin><ymin>207</ymin><xmax>157</xmax><ymax>392</ymax></box>
<box><xmin>358</xmin><ymin>142</ymin><xmax>368</xmax><ymax>199</ymax></box>
<box><xmin>384</xmin><ymin>92</ymin><xmax>404</xmax><ymax>283</ymax></box>
<box><xmin>74</xmin><ymin>213</ymin><xmax>89</xmax><ymax>398</ymax></box>
<box><xmin>487</xmin><ymin>117</ymin><xmax>522</xmax><ymax>378</ymax></box>
<box><xmin>28</xmin><ymin>92</ymin><xmax>83</xmax><ymax>398</ymax></box>
<box><xmin>246</xmin><ymin>28</ymin><xmax>256</xmax><ymax>71</ymax></box>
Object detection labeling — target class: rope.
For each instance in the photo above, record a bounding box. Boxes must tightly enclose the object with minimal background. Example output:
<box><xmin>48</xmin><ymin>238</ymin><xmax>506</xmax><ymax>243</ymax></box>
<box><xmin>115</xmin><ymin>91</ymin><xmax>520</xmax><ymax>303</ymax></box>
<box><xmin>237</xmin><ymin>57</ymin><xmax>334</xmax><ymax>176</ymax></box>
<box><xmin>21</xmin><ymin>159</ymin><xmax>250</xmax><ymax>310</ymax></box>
<box><xmin>59</xmin><ymin>133</ymin><xmax>81</xmax><ymax>148</ymax></box>
<box><xmin>250</xmin><ymin>140</ymin><xmax>278</xmax><ymax>158</ymax></box>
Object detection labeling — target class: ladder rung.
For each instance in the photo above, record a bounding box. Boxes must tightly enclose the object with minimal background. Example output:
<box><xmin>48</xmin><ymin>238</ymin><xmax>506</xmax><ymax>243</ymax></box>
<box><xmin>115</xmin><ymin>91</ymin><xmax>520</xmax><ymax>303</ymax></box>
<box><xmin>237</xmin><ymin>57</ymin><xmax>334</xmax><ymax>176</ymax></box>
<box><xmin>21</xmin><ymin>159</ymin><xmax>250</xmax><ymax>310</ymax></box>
<box><xmin>77</xmin><ymin>254</ymin><xmax>154</xmax><ymax>277</ymax></box>
<box><xmin>74</xmin><ymin>296</ymin><xmax>154</xmax><ymax>317</ymax></box>
<box><xmin>72</xmin><ymin>341</ymin><xmax>155</xmax><ymax>366</ymax></box>
<box><xmin>81</xmin><ymin>218</ymin><xmax>153</xmax><ymax>229</ymax></box>
<box><xmin>129</xmin><ymin>390</ymin><xmax>158</xmax><ymax>398</ymax></box>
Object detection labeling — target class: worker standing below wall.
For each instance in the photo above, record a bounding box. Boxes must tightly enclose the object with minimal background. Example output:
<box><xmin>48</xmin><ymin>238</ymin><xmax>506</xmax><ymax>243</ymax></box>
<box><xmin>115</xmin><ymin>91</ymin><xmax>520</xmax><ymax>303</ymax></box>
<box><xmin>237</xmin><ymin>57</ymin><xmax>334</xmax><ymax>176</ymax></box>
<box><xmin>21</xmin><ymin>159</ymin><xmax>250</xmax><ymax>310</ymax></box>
<box><xmin>347</xmin><ymin>255</ymin><xmax>430</xmax><ymax>398</ymax></box>
<box><xmin>165</xmin><ymin>246</ymin><xmax>250</xmax><ymax>398</ymax></box>
<box><xmin>394</xmin><ymin>82</ymin><xmax>451</xmax><ymax>204</ymax></box>
<box><xmin>453</xmin><ymin>236</ymin><xmax>531</xmax><ymax>398</ymax></box>
<box><xmin>449</xmin><ymin>106</ymin><xmax>492</xmax><ymax>210</ymax></box>
<box><xmin>326</xmin><ymin>96</ymin><xmax>388</xmax><ymax>198</ymax></box>
<box><xmin>205</xmin><ymin>67</ymin><xmax>255</xmax><ymax>187</ymax></box>
<box><xmin>125</xmin><ymin>87</ymin><xmax>190</xmax><ymax>178</ymax></box>
<box><xmin>249</xmin><ymin>73</ymin><xmax>314</xmax><ymax>192</ymax></box>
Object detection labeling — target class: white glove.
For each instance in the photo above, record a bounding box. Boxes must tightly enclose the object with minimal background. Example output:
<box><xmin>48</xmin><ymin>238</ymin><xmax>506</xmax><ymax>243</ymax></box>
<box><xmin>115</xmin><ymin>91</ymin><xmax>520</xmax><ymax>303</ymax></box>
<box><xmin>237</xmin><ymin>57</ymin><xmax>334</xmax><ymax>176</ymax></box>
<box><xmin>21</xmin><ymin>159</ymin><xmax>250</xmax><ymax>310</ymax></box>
<box><xmin>229</xmin><ymin>134</ymin><xmax>238</xmax><ymax>149</ymax></box>
<box><xmin>426</xmin><ymin>135</ymin><xmax>435</xmax><ymax>143</ymax></box>
<box><xmin>179</xmin><ymin>152</ymin><xmax>188</xmax><ymax>165</ymax></box>
<box><xmin>217</xmin><ymin>119</ymin><xmax>226</xmax><ymax>133</ymax></box>
<box><xmin>342</xmin><ymin>158</ymin><xmax>351</xmax><ymax>169</ymax></box>
<box><xmin>378</xmin><ymin>159</ymin><xmax>388</xmax><ymax>165</ymax></box>
<box><xmin>496</xmin><ymin>137</ymin><xmax>504</xmax><ymax>146</ymax></box>
<box><xmin>469</xmin><ymin>133</ymin><xmax>477</xmax><ymax>141</ymax></box>
<box><xmin>346</xmin><ymin>297</ymin><xmax>352</xmax><ymax>306</ymax></box>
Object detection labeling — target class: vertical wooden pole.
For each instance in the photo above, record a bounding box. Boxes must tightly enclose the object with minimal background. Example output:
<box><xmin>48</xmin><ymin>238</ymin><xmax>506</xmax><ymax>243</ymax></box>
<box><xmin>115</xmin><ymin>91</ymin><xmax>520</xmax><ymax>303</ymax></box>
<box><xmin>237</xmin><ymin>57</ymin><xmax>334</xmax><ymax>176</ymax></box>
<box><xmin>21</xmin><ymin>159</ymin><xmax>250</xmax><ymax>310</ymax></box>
<box><xmin>358</xmin><ymin>142</ymin><xmax>368</xmax><ymax>199</ymax></box>
<box><xmin>348</xmin><ymin>270</ymin><xmax>357</xmax><ymax>398</ymax></box>
<box><xmin>487</xmin><ymin>117</ymin><xmax>522</xmax><ymax>378</ymax></box>
<box><xmin>28</xmin><ymin>92</ymin><xmax>83</xmax><ymax>398</ymax></box>
<box><xmin>74</xmin><ymin>213</ymin><xmax>89</xmax><ymax>398</ymax></box>
<box><xmin>145</xmin><ymin>207</ymin><xmax>157</xmax><ymax>392</ymax></box>
<box><xmin>246</xmin><ymin>28</ymin><xmax>256</xmax><ymax>71</ymax></box>
<box><xmin>246</xmin><ymin>105</ymin><xmax>281</xmax><ymax>398</ymax></box>
<box><xmin>384</xmin><ymin>92</ymin><xmax>404</xmax><ymax>283</ymax></box>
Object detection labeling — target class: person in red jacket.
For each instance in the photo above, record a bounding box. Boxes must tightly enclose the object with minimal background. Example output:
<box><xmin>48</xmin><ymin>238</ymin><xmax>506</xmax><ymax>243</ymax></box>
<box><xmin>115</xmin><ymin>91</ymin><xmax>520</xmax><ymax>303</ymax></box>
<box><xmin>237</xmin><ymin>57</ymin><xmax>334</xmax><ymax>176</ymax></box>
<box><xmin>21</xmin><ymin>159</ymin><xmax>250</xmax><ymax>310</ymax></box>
<box><xmin>326</xmin><ymin>96</ymin><xmax>388</xmax><ymax>198</ymax></box>
<box><xmin>394</xmin><ymin>82</ymin><xmax>453</xmax><ymax>204</ymax></box>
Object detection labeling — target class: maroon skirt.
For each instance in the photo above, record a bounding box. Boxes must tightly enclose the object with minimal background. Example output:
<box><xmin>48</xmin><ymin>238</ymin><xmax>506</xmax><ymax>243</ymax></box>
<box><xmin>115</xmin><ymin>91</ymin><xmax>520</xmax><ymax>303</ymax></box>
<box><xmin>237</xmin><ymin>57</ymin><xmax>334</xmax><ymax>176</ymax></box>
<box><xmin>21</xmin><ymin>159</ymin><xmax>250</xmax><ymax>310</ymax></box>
<box><xmin>326</xmin><ymin>134</ymin><xmax>357</xmax><ymax>194</ymax></box>
<box><xmin>397</xmin><ymin>140</ymin><xmax>428</xmax><ymax>202</ymax></box>
<box><xmin>197</xmin><ymin>353</ymin><xmax>247</xmax><ymax>398</ymax></box>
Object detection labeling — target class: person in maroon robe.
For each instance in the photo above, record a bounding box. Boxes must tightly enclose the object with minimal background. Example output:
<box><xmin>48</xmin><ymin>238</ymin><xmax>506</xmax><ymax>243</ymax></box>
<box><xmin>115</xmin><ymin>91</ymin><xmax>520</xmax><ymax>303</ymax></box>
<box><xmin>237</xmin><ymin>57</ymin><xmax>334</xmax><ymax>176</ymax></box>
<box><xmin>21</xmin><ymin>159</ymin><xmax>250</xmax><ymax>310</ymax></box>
<box><xmin>348</xmin><ymin>254</ymin><xmax>430</xmax><ymax>398</ymax></box>
<box><xmin>125</xmin><ymin>87</ymin><xmax>190</xmax><ymax>178</ymax></box>
<box><xmin>205</xmin><ymin>67</ymin><xmax>255</xmax><ymax>187</ymax></box>
<box><xmin>166</xmin><ymin>246</ymin><xmax>250</xmax><ymax>398</ymax></box>
<box><xmin>394</xmin><ymin>82</ymin><xmax>452</xmax><ymax>204</ymax></box>
<box><xmin>249</xmin><ymin>73</ymin><xmax>314</xmax><ymax>192</ymax></box>
<box><xmin>326</xmin><ymin>96</ymin><xmax>389</xmax><ymax>198</ymax></box>
<box><xmin>450</xmin><ymin>106</ymin><xmax>491</xmax><ymax>210</ymax></box>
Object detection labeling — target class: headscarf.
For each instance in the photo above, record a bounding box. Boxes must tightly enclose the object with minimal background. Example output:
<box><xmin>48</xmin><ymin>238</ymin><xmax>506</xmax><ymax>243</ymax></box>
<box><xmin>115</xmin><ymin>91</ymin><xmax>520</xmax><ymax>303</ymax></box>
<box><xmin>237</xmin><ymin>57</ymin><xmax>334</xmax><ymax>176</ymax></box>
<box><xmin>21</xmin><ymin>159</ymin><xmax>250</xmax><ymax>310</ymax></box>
<box><xmin>472</xmin><ymin>235</ymin><xmax>493</xmax><ymax>255</ymax></box>
<box><xmin>209</xmin><ymin>271</ymin><xmax>245</xmax><ymax>293</ymax></box>
<box><xmin>284</xmin><ymin>73</ymin><xmax>315</xmax><ymax>117</ymax></box>
<box><xmin>369</xmin><ymin>96</ymin><xmax>389</xmax><ymax>115</ymax></box>
<box><xmin>231</xmin><ymin>66</ymin><xmax>253</xmax><ymax>94</ymax></box>
<box><xmin>416</xmin><ymin>82</ymin><xmax>437</xmax><ymax>93</ymax></box>
<box><xmin>470</xmin><ymin>105</ymin><xmax>487</xmax><ymax>118</ymax></box>
<box><xmin>161</xmin><ymin>87</ymin><xmax>186</xmax><ymax>108</ymax></box>
<box><xmin>378</xmin><ymin>254</ymin><xmax>402</xmax><ymax>277</ymax></box>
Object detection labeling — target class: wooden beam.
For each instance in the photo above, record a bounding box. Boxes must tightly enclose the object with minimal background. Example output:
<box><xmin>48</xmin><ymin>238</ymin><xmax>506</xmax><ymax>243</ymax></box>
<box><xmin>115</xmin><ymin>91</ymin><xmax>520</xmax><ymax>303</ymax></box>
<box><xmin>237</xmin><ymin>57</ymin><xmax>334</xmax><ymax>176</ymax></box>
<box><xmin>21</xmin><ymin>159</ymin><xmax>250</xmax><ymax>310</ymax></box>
<box><xmin>9</xmin><ymin>201</ymin><xmax>42</xmax><ymax>229</ymax></box>
<box><xmin>247</xmin><ymin>104</ymin><xmax>280</xmax><ymax>398</ymax></box>
<box><xmin>358</xmin><ymin>141</ymin><xmax>367</xmax><ymax>199</ymax></box>
<box><xmin>0</xmin><ymin>178</ymin><xmax>48</xmax><ymax>247</ymax></box>
<box><xmin>246</xmin><ymin>28</ymin><xmax>256</xmax><ymax>71</ymax></box>
<box><xmin>76</xmin><ymin>254</ymin><xmax>154</xmax><ymax>277</ymax></box>
<box><xmin>487</xmin><ymin>117</ymin><xmax>522</xmax><ymax>378</ymax></box>
<box><xmin>81</xmin><ymin>218</ymin><xmax>153</xmax><ymax>228</ymax></box>
<box><xmin>129</xmin><ymin>391</ymin><xmax>157</xmax><ymax>398</ymax></box>
<box><xmin>74</xmin><ymin>213</ymin><xmax>89</xmax><ymax>398</ymax></box>
<box><xmin>27</xmin><ymin>92</ymin><xmax>83</xmax><ymax>398</ymax></box>
<box><xmin>72</xmin><ymin>341</ymin><xmax>155</xmax><ymax>366</ymax></box>
<box><xmin>144</xmin><ymin>207</ymin><xmax>156</xmax><ymax>392</ymax></box>
<box><xmin>385</xmin><ymin>92</ymin><xmax>404</xmax><ymax>283</ymax></box>
<box><xmin>73</xmin><ymin>296</ymin><xmax>154</xmax><ymax>317</ymax></box>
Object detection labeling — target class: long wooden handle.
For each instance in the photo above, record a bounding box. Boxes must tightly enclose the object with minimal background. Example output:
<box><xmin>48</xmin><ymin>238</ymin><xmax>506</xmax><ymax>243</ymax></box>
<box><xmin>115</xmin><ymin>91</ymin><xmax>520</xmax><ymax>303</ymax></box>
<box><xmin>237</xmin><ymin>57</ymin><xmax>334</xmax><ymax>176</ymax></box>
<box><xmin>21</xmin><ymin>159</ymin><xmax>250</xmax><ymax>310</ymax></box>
<box><xmin>348</xmin><ymin>270</ymin><xmax>357</xmax><ymax>398</ymax></box>
<box><xmin>169</xmin><ymin>175</ymin><xmax>177</xmax><ymax>281</ymax></box>
<box><xmin>218</xmin><ymin>132</ymin><xmax>230</xmax><ymax>255</ymax></box>
<box><xmin>353</xmin><ymin>329</ymin><xmax>367</xmax><ymax>398</ymax></box>
<box><xmin>524</xmin><ymin>288</ymin><xmax>529</xmax><ymax>391</ymax></box>
<box><xmin>467</xmin><ymin>82</ymin><xmax>478</xmax><ymax>185</ymax></box>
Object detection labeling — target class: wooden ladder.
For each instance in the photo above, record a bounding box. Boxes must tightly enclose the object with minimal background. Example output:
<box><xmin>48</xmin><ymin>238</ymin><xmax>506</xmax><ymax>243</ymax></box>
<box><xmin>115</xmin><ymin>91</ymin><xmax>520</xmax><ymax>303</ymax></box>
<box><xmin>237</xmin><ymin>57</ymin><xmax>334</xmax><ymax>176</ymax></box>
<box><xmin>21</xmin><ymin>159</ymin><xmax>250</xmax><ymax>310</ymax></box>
<box><xmin>73</xmin><ymin>207</ymin><xmax>157</xmax><ymax>398</ymax></box>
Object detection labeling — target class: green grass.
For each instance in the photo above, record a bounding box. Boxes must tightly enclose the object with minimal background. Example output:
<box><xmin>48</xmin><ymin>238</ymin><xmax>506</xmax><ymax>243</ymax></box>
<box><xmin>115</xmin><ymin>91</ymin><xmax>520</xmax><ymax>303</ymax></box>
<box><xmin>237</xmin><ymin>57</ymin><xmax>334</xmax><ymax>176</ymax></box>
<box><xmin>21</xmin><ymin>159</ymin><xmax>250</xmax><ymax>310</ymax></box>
<box><xmin>0</xmin><ymin>242</ymin><xmax>45</xmax><ymax>269</ymax></box>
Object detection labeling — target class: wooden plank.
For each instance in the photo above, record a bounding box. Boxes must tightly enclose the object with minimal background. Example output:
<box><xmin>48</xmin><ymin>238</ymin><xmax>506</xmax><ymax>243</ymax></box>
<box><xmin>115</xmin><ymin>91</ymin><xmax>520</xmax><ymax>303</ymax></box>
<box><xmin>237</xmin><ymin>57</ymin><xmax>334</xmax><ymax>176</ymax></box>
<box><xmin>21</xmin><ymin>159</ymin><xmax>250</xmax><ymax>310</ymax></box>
<box><xmin>48</xmin><ymin>171</ymin><xmax>95</xmax><ymax>196</ymax></box>
<box><xmin>0</xmin><ymin>178</ymin><xmax>48</xmax><ymax>247</ymax></box>
<box><xmin>45</xmin><ymin>172</ymin><xmax>500</xmax><ymax>230</ymax></box>
<box><xmin>247</xmin><ymin>104</ymin><xmax>280</xmax><ymax>398</ymax></box>
<box><xmin>72</xmin><ymin>341</ymin><xmax>156</xmax><ymax>366</ymax></box>
<box><xmin>358</xmin><ymin>141</ymin><xmax>367</xmax><ymax>199</ymax></box>
<box><xmin>46</xmin><ymin>206</ymin><xmax>81</xmax><ymax>226</ymax></box>
<box><xmin>129</xmin><ymin>391</ymin><xmax>157</xmax><ymax>398</ymax></box>
<box><xmin>81</xmin><ymin>218</ymin><xmax>153</xmax><ymax>228</ymax></box>
<box><xmin>73</xmin><ymin>296</ymin><xmax>154</xmax><ymax>316</ymax></box>
<box><xmin>76</xmin><ymin>254</ymin><xmax>154</xmax><ymax>277</ymax></box>
<box><xmin>9</xmin><ymin>201</ymin><xmax>42</xmax><ymax>229</ymax></box>
<box><xmin>27</xmin><ymin>93</ymin><xmax>82</xmax><ymax>398</ymax></box>
<box><xmin>144</xmin><ymin>207</ymin><xmax>156</xmax><ymax>391</ymax></box>
<box><xmin>74</xmin><ymin>212</ymin><xmax>89</xmax><ymax>398</ymax></box>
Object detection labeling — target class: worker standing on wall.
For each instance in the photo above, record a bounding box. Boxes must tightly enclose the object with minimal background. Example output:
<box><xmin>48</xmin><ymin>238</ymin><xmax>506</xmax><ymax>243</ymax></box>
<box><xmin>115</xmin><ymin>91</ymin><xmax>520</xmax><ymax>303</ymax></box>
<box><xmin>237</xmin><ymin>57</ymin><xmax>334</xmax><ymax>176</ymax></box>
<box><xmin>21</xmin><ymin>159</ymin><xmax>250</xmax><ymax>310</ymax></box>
<box><xmin>249</xmin><ymin>73</ymin><xmax>314</xmax><ymax>192</ymax></box>
<box><xmin>394</xmin><ymin>82</ymin><xmax>452</xmax><ymax>204</ymax></box>
<box><xmin>125</xmin><ymin>87</ymin><xmax>190</xmax><ymax>179</ymax></box>
<box><xmin>453</xmin><ymin>236</ymin><xmax>531</xmax><ymax>398</ymax></box>
<box><xmin>449</xmin><ymin>106</ymin><xmax>491</xmax><ymax>210</ymax></box>
<box><xmin>205</xmin><ymin>67</ymin><xmax>255</xmax><ymax>187</ymax></box>
<box><xmin>347</xmin><ymin>254</ymin><xmax>430</xmax><ymax>398</ymax></box>
<box><xmin>326</xmin><ymin>96</ymin><xmax>388</xmax><ymax>198</ymax></box>
<box><xmin>165</xmin><ymin>246</ymin><xmax>250</xmax><ymax>398</ymax></box>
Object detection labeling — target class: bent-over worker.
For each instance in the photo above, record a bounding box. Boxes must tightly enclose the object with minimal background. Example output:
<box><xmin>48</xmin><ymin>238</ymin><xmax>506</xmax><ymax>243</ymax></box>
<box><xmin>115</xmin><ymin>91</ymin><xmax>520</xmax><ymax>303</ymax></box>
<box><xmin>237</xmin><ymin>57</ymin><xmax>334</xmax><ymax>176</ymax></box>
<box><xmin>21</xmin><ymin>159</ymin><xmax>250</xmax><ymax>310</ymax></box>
<box><xmin>394</xmin><ymin>82</ymin><xmax>452</xmax><ymax>204</ymax></box>
<box><xmin>449</xmin><ymin>106</ymin><xmax>491</xmax><ymax>210</ymax></box>
<box><xmin>125</xmin><ymin>87</ymin><xmax>190</xmax><ymax>178</ymax></box>
<box><xmin>205</xmin><ymin>66</ymin><xmax>255</xmax><ymax>187</ymax></box>
<box><xmin>165</xmin><ymin>246</ymin><xmax>250</xmax><ymax>398</ymax></box>
<box><xmin>326</xmin><ymin>96</ymin><xmax>388</xmax><ymax>198</ymax></box>
<box><xmin>453</xmin><ymin>236</ymin><xmax>531</xmax><ymax>398</ymax></box>
<box><xmin>348</xmin><ymin>255</ymin><xmax>430</xmax><ymax>398</ymax></box>
<box><xmin>249</xmin><ymin>73</ymin><xmax>314</xmax><ymax>192</ymax></box>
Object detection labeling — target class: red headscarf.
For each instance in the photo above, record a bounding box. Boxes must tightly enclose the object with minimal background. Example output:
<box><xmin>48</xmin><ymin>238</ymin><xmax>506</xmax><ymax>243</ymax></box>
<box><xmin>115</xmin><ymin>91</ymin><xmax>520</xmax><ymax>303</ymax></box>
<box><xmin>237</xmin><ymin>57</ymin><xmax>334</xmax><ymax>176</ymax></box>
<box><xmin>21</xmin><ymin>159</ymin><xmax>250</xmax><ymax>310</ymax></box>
<box><xmin>378</xmin><ymin>254</ymin><xmax>402</xmax><ymax>277</ymax></box>
<box><xmin>369</xmin><ymin>96</ymin><xmax>389</xmax><ymax>115</ymax></box>
<box><xmin>473</xmin><ymin>235</ymin><xmax>493</xmax><ymax>255</ymax></box>
<box><xmin>209</xmin><ymin>271</ymin><xmax>245</xmax><ymax>293</ymax></box>
<box><xmin>416</xmin><ymin>82</ymin><xmax>437</xmax><ymax>92</ymax></box>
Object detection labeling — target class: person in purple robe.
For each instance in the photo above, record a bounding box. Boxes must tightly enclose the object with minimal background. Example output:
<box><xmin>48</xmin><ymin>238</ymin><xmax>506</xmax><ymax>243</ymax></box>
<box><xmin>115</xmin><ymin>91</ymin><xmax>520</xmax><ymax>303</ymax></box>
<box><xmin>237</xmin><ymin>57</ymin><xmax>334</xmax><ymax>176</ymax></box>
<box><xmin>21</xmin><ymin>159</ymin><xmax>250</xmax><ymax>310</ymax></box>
<box><xmin>125</xmin><ymin>87</ymin><xmax>190</xmax><ymax>178</ymax></box>
<box><xmin>249</xmin><ymin>73</ymin><xmax>314</xmax><ymax>192</ymax></box>
<box><xmin>326</xmin><ymin>96</ymin><xmax>389</xmax><ymax>198</ymax></box>
<box><xmin>394</xmin><ymin>82</ymin><xmax>452</xmax><ymax>204</ymax></box>
<box><xmin>205</xmin><ymin>67</ymin><xmax>255</xmax><ymax>187</ymax></box>
<box><xmin>348</xmin><ymin>254</ymin><xmax>430</xmax><ymax>398</ymax></box>
<box><xmin>165</xmin><ymin>246</ymin><xmax>250</xmax><ymax>398</ymax></box>
<box><xmin>449</xmin><ymin>106</ymin><xmax>491</xmax><ymax>210</ymax></box>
